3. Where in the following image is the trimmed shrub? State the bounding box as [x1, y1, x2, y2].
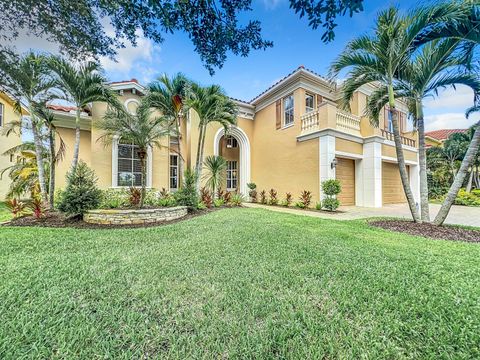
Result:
[454, 189, 480, 206]
[58, 161, 101, 216]
[247, 183, 257, 202]
[174, 168, 198, 209]
[321, 179, 341, 212]
[322, 197, 340, 211]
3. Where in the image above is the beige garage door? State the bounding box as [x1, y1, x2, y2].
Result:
[336, 158, 355, 206]
[382, 162, 408, 204]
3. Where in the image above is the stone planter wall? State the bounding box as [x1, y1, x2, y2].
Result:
[84, 206, 188, 225]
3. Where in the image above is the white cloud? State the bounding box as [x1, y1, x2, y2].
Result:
[100, 30, 160, 76]
[425, 112, 480, 132]
[424, 85, 476, 111]
[262, 0, 283, 10]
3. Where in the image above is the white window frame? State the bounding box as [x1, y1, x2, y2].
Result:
[0, 102, 4, 127]
[111, 136, 152, 188]
[226, 135, 238, 148]
[169, 154, 179, 191]
[226, 160, 238, 191]
[305, 93, 315, 113]
[283, 94, 294, 127]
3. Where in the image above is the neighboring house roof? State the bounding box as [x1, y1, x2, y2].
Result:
[47, 104, 91, 115]
[425, 129, 467, 142]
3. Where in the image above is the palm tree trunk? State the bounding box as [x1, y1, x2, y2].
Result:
[48, 126, 56, 210]
[466, 170, 474, 193]
[139, 149, 147, 208]
[388, 87, 421, 222]
[70, 108, 81, 173]
[30, 114, 48, 202]
[434, 125, 480, 225]
[175, 115, 184, 188]
[416, 102, 430, 221]
[195, 124, 205, 190]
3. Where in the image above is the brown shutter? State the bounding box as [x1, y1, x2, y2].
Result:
[316, 94, 323, 108]
[275, 99, 282, 129]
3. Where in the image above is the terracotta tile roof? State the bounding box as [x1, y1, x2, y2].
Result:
[425, 129, 467, 141]
[109, 78, 139, 85]
[47, 104, 91, 115]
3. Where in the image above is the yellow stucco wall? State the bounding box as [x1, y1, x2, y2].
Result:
[0, 94, 23, 200]
[336, 138, 363, 155]
[55, 128, 92, 189]
[382, 144, 418, 162]
[251, 88, 319, 201]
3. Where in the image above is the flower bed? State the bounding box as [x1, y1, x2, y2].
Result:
[84, 206, 188, 225]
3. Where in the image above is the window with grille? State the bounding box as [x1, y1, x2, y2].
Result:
[226, 160, 238, 190]
[283, 94, 294, 126]
[117, 141, 143, 186]
[170, 154, 178, 190]
[226, 135, 238, 148]
[0, 102, 4, 127]
[305, 93, 315, 113]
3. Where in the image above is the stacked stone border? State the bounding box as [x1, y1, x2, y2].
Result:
[84, 206, 188, 225]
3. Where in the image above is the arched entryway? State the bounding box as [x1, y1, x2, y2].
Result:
[213, 127, 251, 196]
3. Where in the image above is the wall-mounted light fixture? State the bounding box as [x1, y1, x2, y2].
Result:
[331, 158, 338, 169]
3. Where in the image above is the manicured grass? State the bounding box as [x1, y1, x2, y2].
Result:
[1, 208, 479, 358]
[0, 202, 11, 222]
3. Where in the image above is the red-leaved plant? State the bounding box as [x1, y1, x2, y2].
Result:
[298, 190, 312, 208]
[6, 198, 26, 218]
[129, 187, 142, 207]
[284, 192, 293, 207]
[269, 189, 278, 205]
[29, 197, 46, 219]
[200, 187, 213, 208]
[259, 190, 267, 204]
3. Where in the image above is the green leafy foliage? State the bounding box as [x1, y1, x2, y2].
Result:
[322, 179, 341, 196]
[174, 168, 198, 209]
[315, 202, 322, 210]
[214, 198, 225, 207]
[99, 189, 129, 209]
[230, 193, 244, 207]
[322, 197, 340, 212]
[58, 161, 101, 216]
[298, 190, 312, 209]
[247, 183, 257, 202]
[5, 198, 26, 218]
[453, 189, 480, 206]
[283, 192, 293, 207]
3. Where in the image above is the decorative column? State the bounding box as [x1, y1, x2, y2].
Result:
[362, 137, 383, 207]
[319, 134, 336, 201]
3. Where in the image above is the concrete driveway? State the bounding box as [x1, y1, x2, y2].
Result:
[244, 203, 480, 227]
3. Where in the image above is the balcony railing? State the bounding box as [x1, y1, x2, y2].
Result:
[300, 107, 361, 136]
[380, 129, 416, 147]
[336, 110, 361, 136]
[300, 109, 320, 133]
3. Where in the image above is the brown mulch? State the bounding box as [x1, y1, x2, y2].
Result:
[369, 219, 480, 243]
[3, 208, 221, 230]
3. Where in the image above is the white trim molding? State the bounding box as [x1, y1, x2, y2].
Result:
[213, 126, 251, 196]
[111, 136, 153, 188]
[319, 135, 336, 201]
[124, 98, 141, 114]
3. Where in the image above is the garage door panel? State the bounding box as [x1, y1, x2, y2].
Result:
[336, 158, 355, 206]
[382, 162, 408, 204]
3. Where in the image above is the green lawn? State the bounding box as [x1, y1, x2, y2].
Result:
[1, 208, 479, 358]
[0, 202, 11, 222]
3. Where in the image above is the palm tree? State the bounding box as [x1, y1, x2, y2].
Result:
[1, 142, 47, 199]
[31, 103, 66, 209]
[186, 83, 237, 190]
[434, 107, 480, 225]
[203, 155, 227, 196]
[96, 100, 171, 207]
[363, 38, 480, 221]
[0, 52, 54, 202]
[329, 4, 472, 223]
[48, 57, 118, 174]
[144, 74, 189, 186]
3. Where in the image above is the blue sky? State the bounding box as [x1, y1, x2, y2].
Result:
[17, 0, 480, 131]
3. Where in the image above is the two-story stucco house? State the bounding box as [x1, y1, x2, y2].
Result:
[0, 92, 25, 200]
[49, 66, 420, 207]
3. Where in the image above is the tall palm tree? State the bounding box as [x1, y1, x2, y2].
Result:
[48, 57, 118, 174]
[144, 74, 189, 187]
[0, 52, 54, 202]
[434, 108, 480, 225]
[31, 103, 66, 209]
[203, 155, 227, 196]
[329, 4, 470, 223]
[186, 83, 237, 190]
[96, 100, 171, 207]
[363, 38, 480, 221]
